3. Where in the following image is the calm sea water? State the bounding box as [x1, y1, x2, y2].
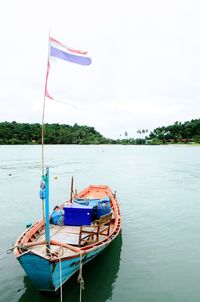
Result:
[1, 145, 200, 302]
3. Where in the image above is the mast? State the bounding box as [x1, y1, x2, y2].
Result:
[42, 32, 51, 176]
[40, 33, 51, 255]
[44, 167, 51, 252]
[40, 167, 51, 253]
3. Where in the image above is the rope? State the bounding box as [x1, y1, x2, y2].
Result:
[52, 98, 85, 110]
[77, 252, 84, 302]
[0, 250, 9, 259]
[46, 247, 85, 302]
[41, 95, 46, 177]
[46, 245, 63, 302]
[58, 251, 63, 302]
[0, 244, 19, 259]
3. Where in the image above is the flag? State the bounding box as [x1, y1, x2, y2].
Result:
[45, 61, 53, 100]
[45, 37, 92, 100]
[49, 37, 92, 66]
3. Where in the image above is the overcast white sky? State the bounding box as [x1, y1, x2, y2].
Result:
[0, 0, 200, 138]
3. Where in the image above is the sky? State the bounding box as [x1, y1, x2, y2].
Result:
[0, 0, 200, 139]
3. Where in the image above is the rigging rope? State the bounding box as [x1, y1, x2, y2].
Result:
[0, 250, 9, 259]
[52, 98, 85, 110]
[0, 245, 18, 258]
[77, 252, 84, 302]
[46, 245, 63, 302]
[59, 254, 63, 302]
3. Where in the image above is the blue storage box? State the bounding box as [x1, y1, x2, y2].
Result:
[63, 204, 94, 226]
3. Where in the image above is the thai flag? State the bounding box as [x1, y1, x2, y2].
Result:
[49, 37, 92, 66]
[45, 37, 92, 100]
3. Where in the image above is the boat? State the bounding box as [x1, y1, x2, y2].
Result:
[13, 168, 121, 292]
[13, 36, 121, 294]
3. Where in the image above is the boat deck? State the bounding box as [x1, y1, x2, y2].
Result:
[28, 223, 115, 258]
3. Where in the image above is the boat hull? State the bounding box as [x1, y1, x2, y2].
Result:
[18, 242, 109, 292]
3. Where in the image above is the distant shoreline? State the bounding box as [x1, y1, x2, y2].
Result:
[1, 120, 200, 145]
[0, 143, 200, 146]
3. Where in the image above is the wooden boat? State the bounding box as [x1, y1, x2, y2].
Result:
[13, 169, 121, 292]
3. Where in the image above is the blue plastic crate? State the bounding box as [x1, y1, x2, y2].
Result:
[63, 204, 94, 226]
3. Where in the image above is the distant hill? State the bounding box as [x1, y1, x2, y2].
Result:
[148, 119, 200, 144]
[0, 121, 147, 145]
[1, 119, 199, 145]
[0, 121, 111, 145]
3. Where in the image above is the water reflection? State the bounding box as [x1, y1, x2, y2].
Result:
[18, 233, 122, 302]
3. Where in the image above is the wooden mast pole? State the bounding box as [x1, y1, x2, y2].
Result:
[42, 30, 51, 176]
[41, 31, 51, 254]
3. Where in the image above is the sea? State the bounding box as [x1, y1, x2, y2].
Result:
[0, 145, 200, 302]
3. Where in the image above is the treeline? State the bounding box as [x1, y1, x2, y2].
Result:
[1, 119, 200, 145]
[148, 119, 200, 144]
[0, 122, 147, 145]
[0, 122, 108, 145]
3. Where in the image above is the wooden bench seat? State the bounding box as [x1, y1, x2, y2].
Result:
[79, 213, 112, 246]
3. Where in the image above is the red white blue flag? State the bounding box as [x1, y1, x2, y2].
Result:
[45, 37, 92, 100]
[49, 37, 92, 66]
